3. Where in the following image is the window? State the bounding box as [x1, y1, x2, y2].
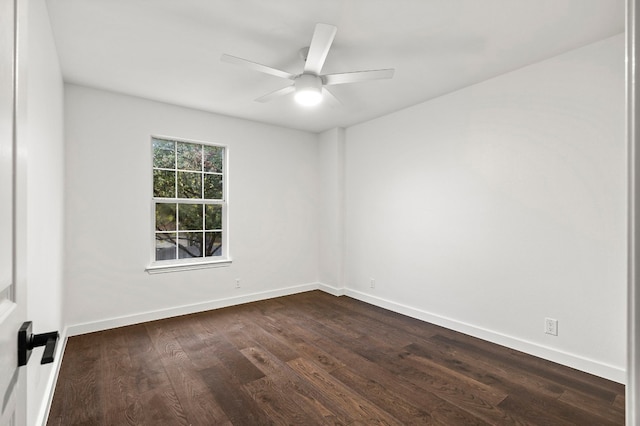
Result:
[148, 136, 229, 272]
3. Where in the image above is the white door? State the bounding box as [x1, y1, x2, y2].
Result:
[0, 0, 27, 424]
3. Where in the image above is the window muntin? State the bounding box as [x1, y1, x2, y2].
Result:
[152, 137, 226, 264]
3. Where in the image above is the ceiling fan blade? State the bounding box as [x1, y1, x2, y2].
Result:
[221, 54, 295, 80]
[255, 85, 295, 103]
[304, 23, 337, 75]
[323, 69, 395, 86]
[322, 87, 342, 108]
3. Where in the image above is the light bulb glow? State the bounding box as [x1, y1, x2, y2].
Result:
[294, 89, 322, 106]
[294, 74, 323, 107]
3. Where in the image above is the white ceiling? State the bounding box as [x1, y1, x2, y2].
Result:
[46, 0, 624, 133]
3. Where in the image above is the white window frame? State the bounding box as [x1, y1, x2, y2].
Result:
[146, 135, 231, 274]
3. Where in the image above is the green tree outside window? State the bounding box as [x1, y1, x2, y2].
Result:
[152, 137, 225, 262]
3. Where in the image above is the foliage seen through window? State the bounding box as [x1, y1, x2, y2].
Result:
[152, 138, 225, 262]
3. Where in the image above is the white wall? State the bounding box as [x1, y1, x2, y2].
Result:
[63, 85, 319, 330]
[25, 0, 65, 424]
[318, 127, 345, 291]
[343, 34, 626, 382]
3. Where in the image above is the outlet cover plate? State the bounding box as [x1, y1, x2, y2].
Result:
[545, 318, 558, 336]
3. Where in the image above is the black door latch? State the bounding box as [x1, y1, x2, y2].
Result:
[18, 321, 59, 366]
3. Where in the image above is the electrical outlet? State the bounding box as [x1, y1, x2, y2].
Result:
[235, 278, 241, 288]
[545, 318, 558, 336]
[370, 278, 375, 288]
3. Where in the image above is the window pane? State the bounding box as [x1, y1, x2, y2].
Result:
[156, 233, 176, 260]
[177, 142, 202, 171]
[204, 174, 223, 199]
[178, 232, 203, 258]
[152, 138, 227, 265]
[205, 231, 222, 257]
[203, 145, 223, 173]
[178, 203, 203, 231]
[153, 139, 175, 169]
[156, 203, 177, 231]
[205, 205, 222, 230]
[153, 169, 175, 198]
[177, 171, 202, 199]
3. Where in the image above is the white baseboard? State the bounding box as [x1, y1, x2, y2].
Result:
[36, 328, 67, 426]
[66, 282, 319, 337]
[343, 288, 626, 384]
[317, 282, 345, 296]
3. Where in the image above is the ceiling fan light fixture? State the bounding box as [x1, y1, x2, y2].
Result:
[294, 74, 323, 106]
[221, 23, 395, 107]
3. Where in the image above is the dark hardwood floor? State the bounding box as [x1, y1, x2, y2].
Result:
[47, 291, 625, 425]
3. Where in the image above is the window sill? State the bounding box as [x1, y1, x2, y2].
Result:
[146, 258, 232, 274]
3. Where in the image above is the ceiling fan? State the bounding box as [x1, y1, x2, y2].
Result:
[221, 23, 395, 107]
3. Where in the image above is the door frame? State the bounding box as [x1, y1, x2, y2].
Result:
[627, 1, 639, 425]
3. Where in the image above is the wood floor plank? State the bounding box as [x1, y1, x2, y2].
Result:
[147, 323, 232, 425]
[233, 308, 301, 362]
[145, 320, 192, 366]
[297, 291, 444, 346]
[267, 301, 550, 425]
[137, 384, 190, 425]
[165, 364, 232, 425]
[287, 356, 404, 425]
[329, 365, 435, 424]
[239, 342, 353, 423]
[434, 326, 623, 395]
[403, 340, 566, 401]
[613, 393, 626, 411]
[48, 292, 625, 425]
[559, 389, 625, 425]
[198, 361, 274, 425]
[498, 391, 619, 426]
[355, 342, 517, 425]
[327, 293, 442, 339]
[321, 339, 487, 425]
[251, 306, 348, 373]
[243, 377, 334, 425]
[241, 345, 341, 424]
[123, 324, 173, 394]
[431, 333, 621, 403]
[173, 320, 222, 370]
[276, 304, 512, 422]
[209, 334, 266, 384]
[296, 295, 417, 349]
[399, 345, 510, 406]
[48, 332, 105, 425]
[99, 328, 141, 426]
